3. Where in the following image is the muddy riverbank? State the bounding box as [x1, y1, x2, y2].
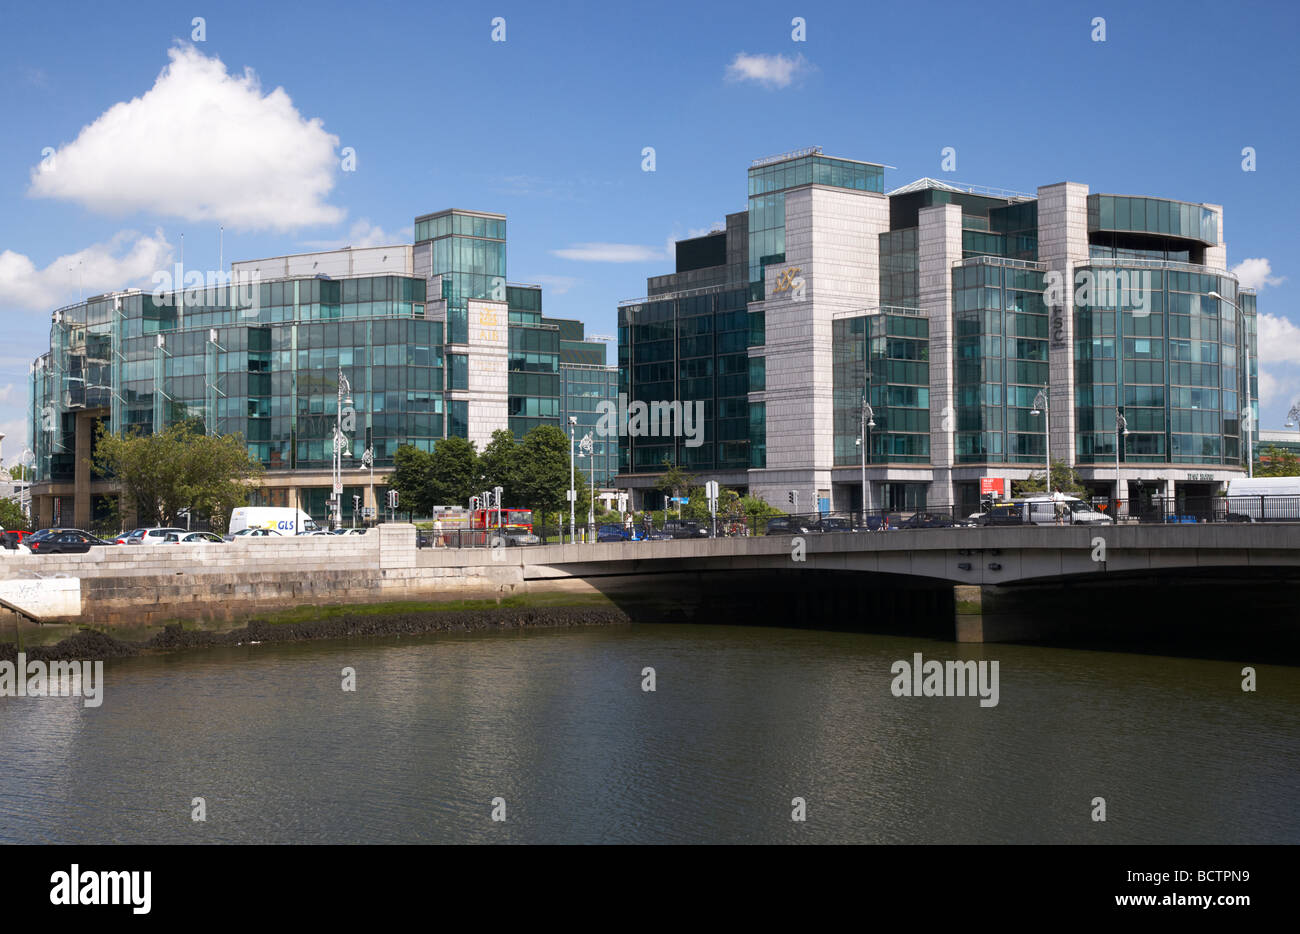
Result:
[0, 604, 632, 662]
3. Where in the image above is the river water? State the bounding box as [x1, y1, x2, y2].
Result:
[1, 623, 1296, 844]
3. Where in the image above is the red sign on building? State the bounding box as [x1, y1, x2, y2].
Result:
[979, 478, 1005, 497]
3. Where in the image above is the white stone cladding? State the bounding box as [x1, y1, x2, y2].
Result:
[749, 184, 888, 508]
[1037, 182, 1090, 468]
[465, 299, 509, 449]
[917, 203, 963, 506]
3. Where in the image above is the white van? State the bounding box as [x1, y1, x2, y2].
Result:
[1224, 477, 1300, 521]
[228, 507, 320, 537]
[1020, 494, 1115, 526]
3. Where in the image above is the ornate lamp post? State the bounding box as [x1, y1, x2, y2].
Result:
[580, 432, 595, 543]
[1031, 385, 1052, 497]
[856, 396, 876, 525]
[1115, 408, 1129, 516]
[332, 368, 352, 530]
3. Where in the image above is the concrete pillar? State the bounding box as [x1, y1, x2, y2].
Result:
[1037, 182, 1090, 470]
[919, 203, 963, 507]
[74, 413, 94, 529]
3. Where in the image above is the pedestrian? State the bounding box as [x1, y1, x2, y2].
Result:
[433, 517, 444, 547]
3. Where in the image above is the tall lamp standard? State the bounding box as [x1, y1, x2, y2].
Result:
[332, 368, 352, 530]
[1114, 408, 1129, 516]
[1209, 291, 1254, 477]
[568, 416, 577, 544]
[361, 445, 374, 526]
[856, 397, 876, 525]
[1031, 385, 1052, 497]
[580, 432, 595, 543]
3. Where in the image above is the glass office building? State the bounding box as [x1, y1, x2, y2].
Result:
[28, 210, 615, 529]
[616, 149, 1259, 515]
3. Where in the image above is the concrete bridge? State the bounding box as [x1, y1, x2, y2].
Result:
[440, 523, 1300, 586]
[2, 523, 1297, 653]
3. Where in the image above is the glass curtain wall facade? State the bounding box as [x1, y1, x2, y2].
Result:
[832, 312, 930, 466]
[952, 260, 1050, 465]
[30, 277, 439, 483]
[617, 286, 751, 473]
[415, 211, 507, 345]
[1073, 266, 1250, 466]
[561, 365, 618, 487]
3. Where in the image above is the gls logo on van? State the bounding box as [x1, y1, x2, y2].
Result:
[277, 520, 294, 530]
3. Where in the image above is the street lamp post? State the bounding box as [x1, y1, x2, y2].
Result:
[332, 368, 352, 531]
[1031, 385, 1052, 498]
[858, 397, 875, 526]
[1209, 291, 1254, 478]
[1115, 408, 1129, 516]
[580, 432, 595, 543]
[1286, 403, 1300, 429]
[568, 416, 577, 543]
[361, 445, 374, 526]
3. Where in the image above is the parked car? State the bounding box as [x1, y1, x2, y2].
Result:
[597, 523, 631, 543]
[637, 525, 672, 541]
[764, 517, 812, 535]
[501, 529, 540, 546]
[812, 516, 861, 533]
[663, 519, 709, 539]
[0, 531, 31, 553]
[976, 503, 1025, 527]
[231, 527, 283, 538]
[898, 512, 957, 530]
[165, 531, 225, 544]
[28, 529, 116, 554]
[119, 527, 188, 545]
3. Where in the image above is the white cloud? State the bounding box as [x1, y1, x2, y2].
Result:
[1231, 257, 1285, 291]
[0, 230, 173, 311]
[551, 243, 665, 263]
[1259, 313, 1300, 364]
[725, 52, 809, 89]
[1256, 312, 1300, 407]
[298, 220, 409, 251]
[530, 275, 580, 296]
[0, 415, 28, 459]
[28, 45, 343, 232]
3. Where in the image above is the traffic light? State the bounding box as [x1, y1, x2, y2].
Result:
[387, 489, 399, 509]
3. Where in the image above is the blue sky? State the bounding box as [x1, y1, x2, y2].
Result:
[2, 0, 1298, 454]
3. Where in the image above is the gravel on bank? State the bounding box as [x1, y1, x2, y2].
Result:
[0, 605, 632, 662]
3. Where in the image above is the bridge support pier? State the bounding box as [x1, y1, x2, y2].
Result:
[953, 585, 1064, 644]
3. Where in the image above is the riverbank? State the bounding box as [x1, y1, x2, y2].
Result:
[0, 595, 631, 662]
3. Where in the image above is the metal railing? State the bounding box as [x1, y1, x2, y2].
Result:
[1081, 256, 1232, 278]
[954, 255, 1047, 271]
[411, 497, 1300, 548]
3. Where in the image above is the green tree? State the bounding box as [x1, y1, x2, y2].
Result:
[514, 425, 573, 534]
[477, 429, 520, 502]
[1012, 459, 1088, 496]
[655, 458, 697, 517]
[1257, 445, 1300, 477]
[389, 445, 437, 516]
[93, 422, 263, 528]
[739, 494, 783, 523]
[0, 498, 30, 531]
[428, 436, 479, 508]
[8, 464, 31, 482]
